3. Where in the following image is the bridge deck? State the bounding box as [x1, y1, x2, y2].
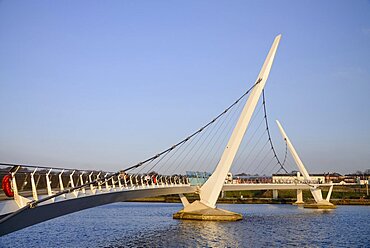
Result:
[0, 185, 197, 236]
[222, 183, 334, 191]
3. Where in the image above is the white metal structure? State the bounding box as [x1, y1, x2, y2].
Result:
[0, 172, 195, 236]
[0, 173, 336, 236]
[276, 120, 334, 205]
[199, 35, 282, 208]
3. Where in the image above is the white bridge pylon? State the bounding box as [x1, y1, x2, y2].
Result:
[276, 120, 335, 206]
[199, 35, 282, 208]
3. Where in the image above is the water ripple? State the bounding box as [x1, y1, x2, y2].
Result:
[0, 203, 369, 247]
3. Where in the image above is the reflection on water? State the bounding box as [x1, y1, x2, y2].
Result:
[0, 203, 369, 247]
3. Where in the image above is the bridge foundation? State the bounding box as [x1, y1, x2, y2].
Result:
[272, 189, 279, 199]
[304, 185, 336, 209]
[173, 200, 242, 221]
[303, 200, 336, 209]
[293, 189, 304, 205]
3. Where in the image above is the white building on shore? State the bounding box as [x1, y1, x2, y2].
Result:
[272, 171, 325, 184]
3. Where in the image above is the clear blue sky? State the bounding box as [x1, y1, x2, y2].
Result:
[0, 1, 369, 174]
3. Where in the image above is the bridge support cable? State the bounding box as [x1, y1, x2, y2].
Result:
[262, 90, 288, 173]
[141, 142, 186, 176]
[272, 140, 294, 174]
[128, 80, 261, 177]
[192, 101, 243, 174]
[199, 97, 248, 174]
[232, 124, 269, 174]
[273, 150, 297, 175]
[232, 124, 264, 173]
[121, 79, 261, 174]
[185, 98, 245, 175]
[1, 80, 263, 222]
[188, 98, 247, 174]
[4, 36, 280, 209]
[159, 86, 248, 176]
[229, 90, 289, 177]
[212, 102, 262, 174]
[0, 80, 261, 220]
[143, 110, 224, 176]
[251, 150, 276, 175]
[245, 139, 270, 172]
[232, 104, 264, 164]
[162, 123, 210, 176]
[10, 81, 260, 217]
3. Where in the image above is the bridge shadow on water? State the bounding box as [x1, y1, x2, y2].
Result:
[0, 202, 369, 248]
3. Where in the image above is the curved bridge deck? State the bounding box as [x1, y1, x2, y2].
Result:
[0, 184, 197, 236]
[0, 181, 337, 236]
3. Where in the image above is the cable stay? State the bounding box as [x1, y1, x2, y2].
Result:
[1, 78, 293, 215]
[123, 78, 261, 174]
[262, 90, 288, 173]
[0, 79, 260, 215]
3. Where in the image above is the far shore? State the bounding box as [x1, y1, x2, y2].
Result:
[128, 196, 370, 206]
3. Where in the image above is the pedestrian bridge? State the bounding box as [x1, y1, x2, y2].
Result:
[0, 162, 334, 236]
[0, 35, 336, 236]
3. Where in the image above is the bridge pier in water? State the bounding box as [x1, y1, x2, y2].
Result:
[272, 189, 279, 199]
[293, 189, 304, 205]
[173, 200, 242, 221]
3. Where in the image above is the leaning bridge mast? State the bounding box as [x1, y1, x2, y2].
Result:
[174, 34, 282, 220]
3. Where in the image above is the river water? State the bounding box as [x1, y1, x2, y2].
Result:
[0, 203, 369, 247]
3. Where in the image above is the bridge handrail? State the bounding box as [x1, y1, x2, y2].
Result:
[0, 162, 115, 174]
[0, 170, 190, 225]
[225, 178, 324, 185]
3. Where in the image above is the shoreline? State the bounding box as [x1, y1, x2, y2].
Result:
[127, 196, 370, 205]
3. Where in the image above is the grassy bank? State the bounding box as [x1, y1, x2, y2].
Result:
[128, 196, 370, 205]
[129, 185, 370, 205]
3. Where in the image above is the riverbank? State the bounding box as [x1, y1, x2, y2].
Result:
[128, 195, 370, 205]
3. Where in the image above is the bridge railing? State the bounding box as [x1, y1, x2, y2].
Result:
[0, 163, 190, 203]
[0, 163, 113, 200]
[223, 177, 323, 185]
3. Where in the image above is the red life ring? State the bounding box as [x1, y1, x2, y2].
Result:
[2, 174, 14, 197]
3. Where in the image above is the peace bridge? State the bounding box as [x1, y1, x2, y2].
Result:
[0, 35, 339, 237]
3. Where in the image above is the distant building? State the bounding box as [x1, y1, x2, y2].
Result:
[233, 173, 272, 184]
[272, 172, 370, 185]
[323, 172, 343, 183]
[272, 172, 325, 184]
[344, 173, 370, 185]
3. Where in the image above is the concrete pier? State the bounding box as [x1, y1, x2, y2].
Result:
[293, 189, 304, 205]
[272, 189, 279, 199]
[303, 200, 336, 209]
[173, 201, 242, 221]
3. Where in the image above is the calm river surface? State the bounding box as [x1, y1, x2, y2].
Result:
[0, 203, 369, 247]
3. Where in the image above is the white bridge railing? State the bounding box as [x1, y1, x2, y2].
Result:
[0, 163, 190, 207]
